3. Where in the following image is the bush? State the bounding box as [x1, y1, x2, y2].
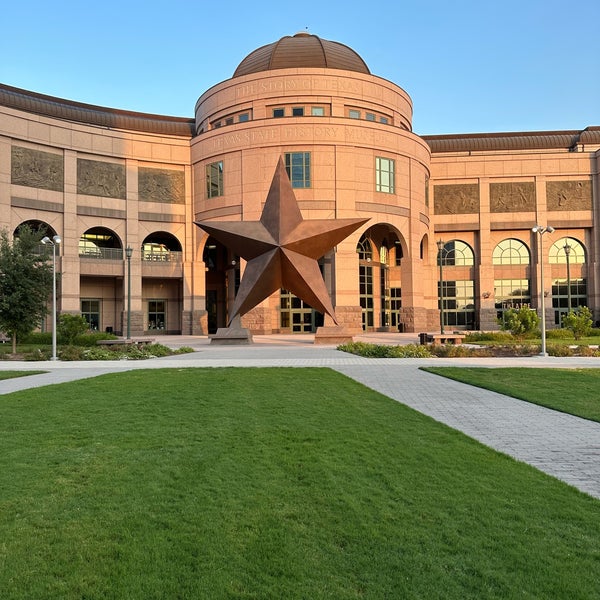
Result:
[464, 331, 513, 343]
[588, 328, 600, 338]
[72, 331, 118, 347]
[57, 314, 89, 345]
[547, 345, 575, 357]
[499, 307, 540, 339]
[59, 345, 86, 361]
[546, 328, 573, 339]
[562, 306, 593, 340]
[174, 346, 195, 354]
[21, 332, 52, 345]
[337, 342, 434, 358]
[429, 344, 492, 358]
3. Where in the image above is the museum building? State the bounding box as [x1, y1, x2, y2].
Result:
[0, 32, 598, 335]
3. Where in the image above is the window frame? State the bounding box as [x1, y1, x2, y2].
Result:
[284, 152, 311, 189]
[375, 156, 395, 194]
[206, 160, 224, 199]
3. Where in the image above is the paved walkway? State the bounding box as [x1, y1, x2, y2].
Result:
[1, 333, 599, 500]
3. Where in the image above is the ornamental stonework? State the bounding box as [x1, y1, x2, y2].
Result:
[77, 159, 126, 198]
[546, 180, 592, 211]
[11, 146, 64, 192]
[138, 167, 185, 204]
[433, 184, 479, 214]
[490, 182, 535, 213]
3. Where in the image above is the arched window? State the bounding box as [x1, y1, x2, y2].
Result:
[356, 237, 373, 262]
[142, 232, 182, 262]
[549, 237, 586, 264]
[440, 240, 474, 266]
[79, 227, 122, 260]
[549, 237, 587, 324]
[492, 239, 530, 265]
[14, 220, 58, 239]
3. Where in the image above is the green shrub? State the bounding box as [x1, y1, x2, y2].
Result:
[57, 314, 89, 344]
[499, 307, 540, 339]
[24, 348, 52, 361]
[429, 344, 492, 358]
[562, 306, 593, 340]
[174, 346, 195, 354]
[143, 343, 173, 357]
[337, 342, 433, 358]
[82, 347, 119, 361]
[464, 331, 513, 343]
[21, 332, 52, 345]
[59, 345, 86, 361]
[546, 328, 573, 339]
[547, 345, 574, 357]
[588, 328, 600, 338]
[73, 331, 118, 347]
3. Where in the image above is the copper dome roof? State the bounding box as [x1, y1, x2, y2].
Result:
[233, 32, 370, 77]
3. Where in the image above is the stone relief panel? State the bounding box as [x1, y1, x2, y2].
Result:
[490, 182, 535, 213]
[77, 159, 126, 198]
[138, 167, 185, 204]
[546, 180, 592, 211]
[11, 146, 64, 192]
[433, 184, 479, 214]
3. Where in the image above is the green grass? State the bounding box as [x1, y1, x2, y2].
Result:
[422, 367, 600, 422]
[0, 370, 45, 380]
[1, 368, 599, 599]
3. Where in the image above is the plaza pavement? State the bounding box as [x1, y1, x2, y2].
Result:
[0, 332, 599, 500]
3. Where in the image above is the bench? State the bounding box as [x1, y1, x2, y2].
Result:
[97, 338, 155, 347]
[419, 333, 466, 345]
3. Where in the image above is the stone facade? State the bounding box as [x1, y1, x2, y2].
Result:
[0, 33, 598, 336]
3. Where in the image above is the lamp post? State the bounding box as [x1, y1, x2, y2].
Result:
[532, 225, 554, 356]
[125, 247, 133, 339]
[563, 242, 572, 314]
[41, 235, 61, 361]
[437, 239, 445, 334]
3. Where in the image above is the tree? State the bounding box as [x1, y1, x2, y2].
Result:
[499, 306, 540, 339]
[0, 226, 54, 353]
[562, 306, 593, 340]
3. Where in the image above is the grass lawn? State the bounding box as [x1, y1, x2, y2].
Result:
[1, 368, 599, 599]
[0, 370, 45, 381]
[422, 367, 600, 422]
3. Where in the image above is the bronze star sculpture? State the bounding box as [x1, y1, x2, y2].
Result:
[195, 157, 368, 325]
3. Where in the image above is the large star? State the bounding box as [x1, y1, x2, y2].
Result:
[195, 157, 368, 325]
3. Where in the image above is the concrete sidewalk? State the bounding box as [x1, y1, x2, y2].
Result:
[0, 334, 599, 500]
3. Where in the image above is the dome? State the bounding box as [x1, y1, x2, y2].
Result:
[233, 32, 370, 77]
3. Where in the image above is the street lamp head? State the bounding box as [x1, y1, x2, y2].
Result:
[532, 225, 554, 235]
[53, 235, 61, 245]
[436, 239, 445, 251]
[41, 236, 51, 244]
[563, 243, 572, 255]
[125, 247, 133, 259]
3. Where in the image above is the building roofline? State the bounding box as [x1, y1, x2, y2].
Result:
[0, 83, 194, 137]
[422, 127, 600, 153]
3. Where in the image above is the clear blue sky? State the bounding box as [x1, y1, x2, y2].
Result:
[1, 0, 598, 135]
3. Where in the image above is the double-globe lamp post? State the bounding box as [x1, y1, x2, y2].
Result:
[436, 239, 445, 334]
[532, 225, 554, 357]
[126, 247, 133, 340]
[563, 242, 572, 313]
[41, 235, 61, 361]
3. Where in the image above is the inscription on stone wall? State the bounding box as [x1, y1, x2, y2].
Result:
[546, 180, 592, 211]
[11, 146, 64, 191]
[138, 168, 185, 204]
[77, 159, 126, 198]
[433, 184, 479, 214]
[490, 182, 535, 213]
[235, 76, 361, 100]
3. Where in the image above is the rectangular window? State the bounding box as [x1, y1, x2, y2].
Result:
[148, 300, 166, 330]
[349, 109, 360, 119]
[376, 157, 395, 193]
[273, 108, 285, 118]
[292, 107, 304, 116]
[238, 113, 249, 122]
[380, 116, 389, 124]
[81, 299, 100, 331]
[206, 161, 224, 198]
[366, 112, 376, 121]
[311, 106, 325, 116]
[225, 117, 234, 125]
[285, 152, 311, 188]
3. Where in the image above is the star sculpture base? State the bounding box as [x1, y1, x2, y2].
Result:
[209, 316, 253, 345]
[314, 325, 355, 345]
